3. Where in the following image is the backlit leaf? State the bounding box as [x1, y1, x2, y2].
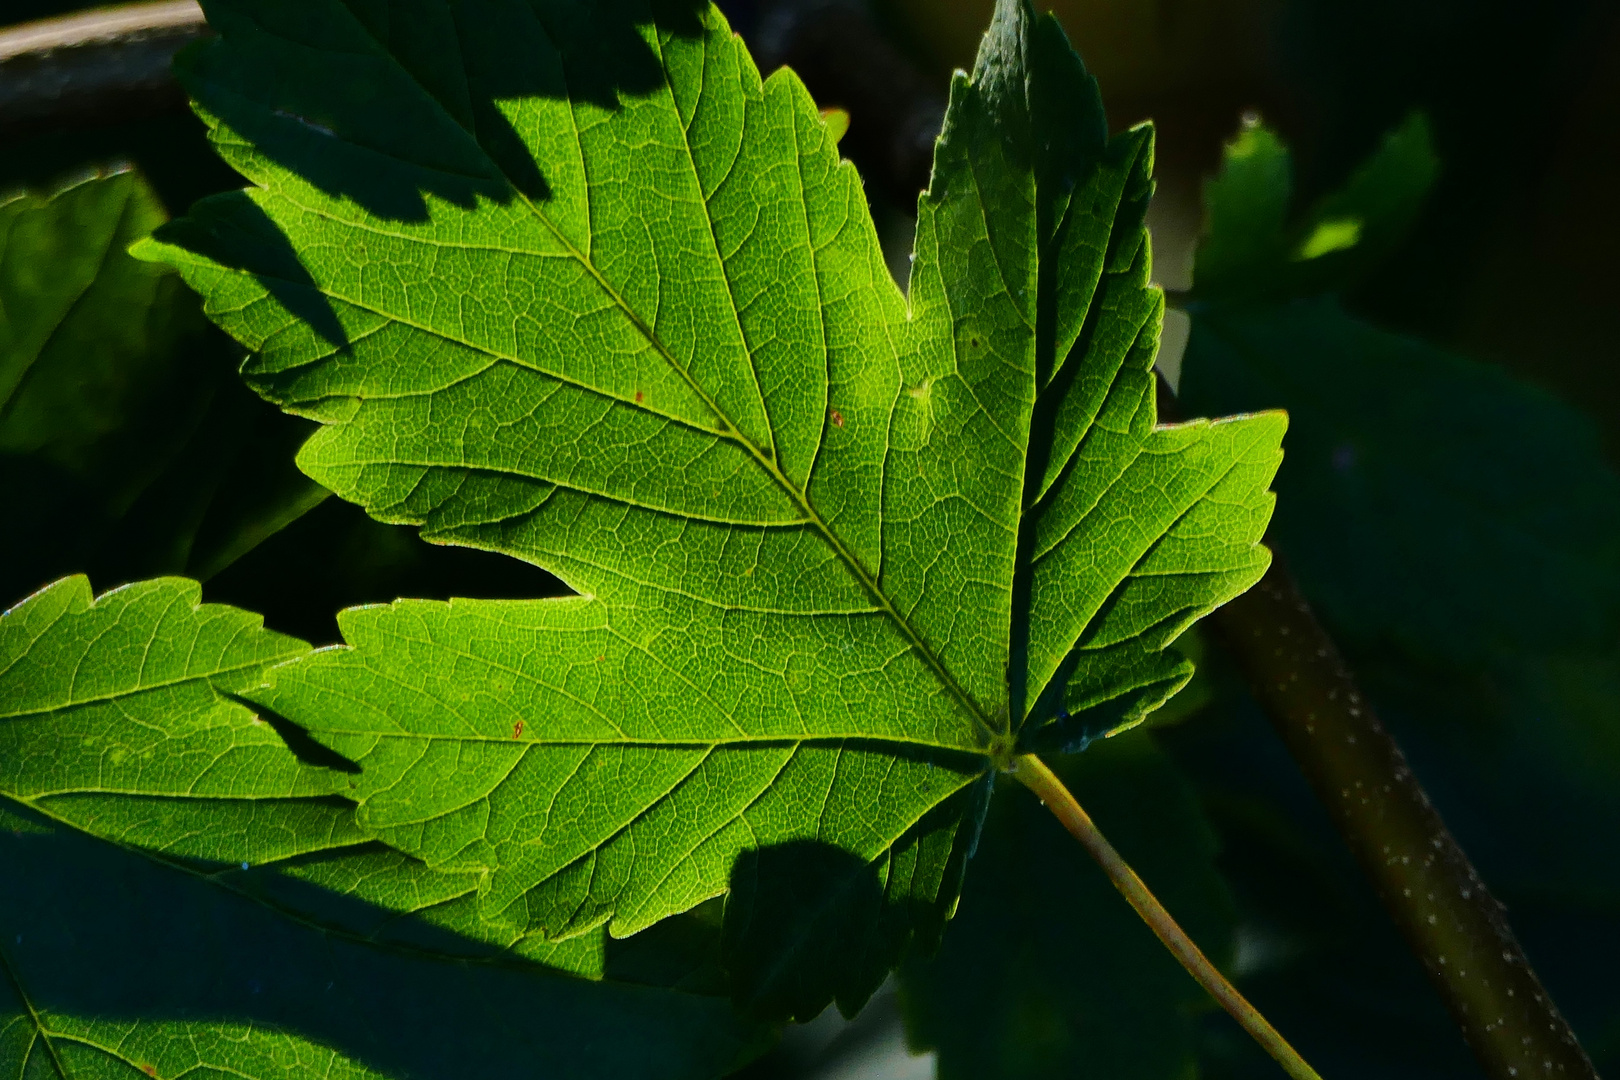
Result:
[0, 576, 770, 1074]
[133, 0, 1283, 1016]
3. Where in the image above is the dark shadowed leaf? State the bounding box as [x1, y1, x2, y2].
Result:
[0, 575, 773, 1075]
[1176, 112, 1620, 1077]
[1181, 295, 1620, 662]
[0, 803, 767, 1080]
[0, 169, 327, 604]
[901, 732, 1234, 1080]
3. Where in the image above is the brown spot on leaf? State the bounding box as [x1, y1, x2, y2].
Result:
[830, 409, 844, 428]
[634, 390, 644, 403]
[142, 1067, 157, 1078]
[513, 721, 524, 739]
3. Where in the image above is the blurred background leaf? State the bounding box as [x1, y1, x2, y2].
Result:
[1190, 112, 1440, 303]
[1182, 294, 1620, 662]
[0, 168, 327, 606]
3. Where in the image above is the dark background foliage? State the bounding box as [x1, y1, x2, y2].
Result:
[4, 0, 1619, 1077]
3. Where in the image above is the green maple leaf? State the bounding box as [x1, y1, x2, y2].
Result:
[134, 0, 1283, 1017]
[0, 575, 770, 1077]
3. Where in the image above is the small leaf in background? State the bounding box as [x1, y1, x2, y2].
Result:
[1190, 112, 1439, 303]
[0, 169, 327, 606]
[901, 732, 1235, 1080]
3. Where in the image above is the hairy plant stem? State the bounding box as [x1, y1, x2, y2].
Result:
[1153, 367, 1596, 1077]
[1011, 753, 1323, 1080]
[1210, 566, 1599, 1079]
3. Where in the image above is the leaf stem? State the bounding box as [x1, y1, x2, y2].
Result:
[1011, 753, 1322, 1080]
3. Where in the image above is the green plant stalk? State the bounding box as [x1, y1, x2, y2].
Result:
[1012, 753, 1323, 1080]
[1210, 565, 1599, 1079]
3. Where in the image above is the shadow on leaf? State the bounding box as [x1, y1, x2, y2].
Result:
[716, 774, 991, 1025]
[0, 802, 766, 1080]
[181, 0, 708, 221]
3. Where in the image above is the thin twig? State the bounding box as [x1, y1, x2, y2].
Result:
[0, 1, 206, 135]
[1210, 566, 1599, 1080]
[1012, 753, 1323, 1080]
